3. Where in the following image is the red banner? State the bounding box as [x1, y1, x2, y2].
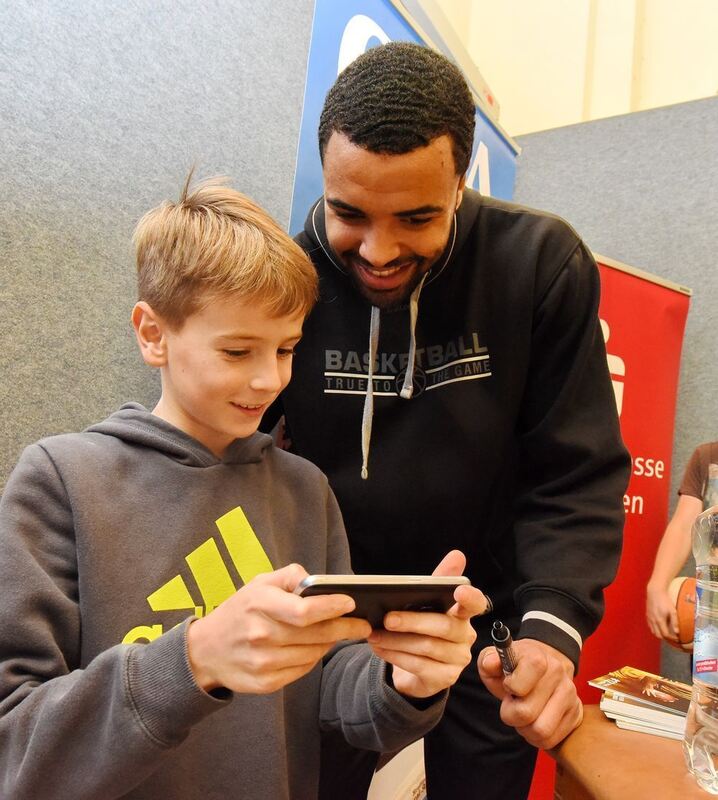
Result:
[582, 255, 691, 692]
[531, 254, 691, 798]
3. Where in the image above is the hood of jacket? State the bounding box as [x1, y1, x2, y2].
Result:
[85, 402, 273, 468]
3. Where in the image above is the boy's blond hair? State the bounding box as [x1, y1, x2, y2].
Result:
[133, 173, 318, 327]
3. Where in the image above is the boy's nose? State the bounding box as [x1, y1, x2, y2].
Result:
[250, 360, 283, 393]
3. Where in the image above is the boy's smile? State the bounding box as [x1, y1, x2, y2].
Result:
[140, 295, 303, 456]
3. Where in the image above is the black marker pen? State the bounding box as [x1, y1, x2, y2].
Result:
[491, 620, 518, 676]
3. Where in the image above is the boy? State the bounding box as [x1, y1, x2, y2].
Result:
[0, 176, 485, 799]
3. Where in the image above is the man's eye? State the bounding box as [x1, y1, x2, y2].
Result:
[334, 211, 363, 221]
[406, 217, 432, 226]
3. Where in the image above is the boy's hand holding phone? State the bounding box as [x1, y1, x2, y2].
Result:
[366, 550, 489, 699]
[187, 550, 487, 702]
[187, 563, 372, 695]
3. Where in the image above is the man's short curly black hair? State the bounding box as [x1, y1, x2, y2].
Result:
[319, 41, 475, 176]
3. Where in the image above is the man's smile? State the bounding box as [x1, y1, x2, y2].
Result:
[349, 257, 418, 292]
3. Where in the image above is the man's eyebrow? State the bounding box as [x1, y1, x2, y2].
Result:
[395, 205, 444, 217]
[326, 198, 364, 214]
[326, 198, 444, 217]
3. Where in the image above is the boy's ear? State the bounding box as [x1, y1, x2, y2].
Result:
[132, 301, 168, 367]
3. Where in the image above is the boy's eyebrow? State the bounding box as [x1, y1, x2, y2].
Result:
[214, 331, 260, 340]
[215, 331, 303, 342]
[326, 198, 444, 217]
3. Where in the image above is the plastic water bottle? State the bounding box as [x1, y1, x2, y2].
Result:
[684, 506, 718, 793]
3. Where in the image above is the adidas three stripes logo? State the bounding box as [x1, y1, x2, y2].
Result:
[122, 506, 273, 644]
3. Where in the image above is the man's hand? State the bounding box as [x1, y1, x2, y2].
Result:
[366, 550, 489, 698]
[646, 583, 679, 641]
[477, 638, 583, 750]
[187, 564, 372, 694]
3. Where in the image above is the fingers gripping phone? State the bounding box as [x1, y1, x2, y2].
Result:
[295, 575, 471, 628]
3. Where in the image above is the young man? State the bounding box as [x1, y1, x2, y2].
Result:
[0, 176, 487, 799]
[267, 42, 631, 798]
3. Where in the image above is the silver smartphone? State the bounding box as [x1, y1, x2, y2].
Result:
[295, 574, 471, 628]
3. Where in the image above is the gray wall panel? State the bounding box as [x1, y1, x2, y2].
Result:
[0, 0, 314, 485]
[514, 97, 717, 681]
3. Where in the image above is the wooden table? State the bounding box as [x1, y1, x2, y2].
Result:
[553, 705, 710, 799]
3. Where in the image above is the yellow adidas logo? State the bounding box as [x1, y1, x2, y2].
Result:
[122, 506, 273, 644]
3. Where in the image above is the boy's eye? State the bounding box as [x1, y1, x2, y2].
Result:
[277, 348, 295, 358]
[223, 349, 249, 358]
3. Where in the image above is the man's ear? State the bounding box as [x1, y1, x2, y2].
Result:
[455, 174, 467, 211]
[132, 301, 168, 367]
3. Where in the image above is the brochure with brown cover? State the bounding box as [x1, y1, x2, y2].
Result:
[588, 665, 691, 738]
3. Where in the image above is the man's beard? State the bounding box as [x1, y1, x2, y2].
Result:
[343, 254, 431, 312]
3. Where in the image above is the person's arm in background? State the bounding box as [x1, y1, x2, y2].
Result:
[646, 493, 702, 640]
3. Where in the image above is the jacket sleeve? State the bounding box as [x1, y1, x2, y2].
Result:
[318, 489, 446, 752]
[513, 242, 631, 671]
[319, 644, 445, 752]
[0, 444, 230, 800]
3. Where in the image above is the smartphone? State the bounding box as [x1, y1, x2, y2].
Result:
[295, 574, 471, 628]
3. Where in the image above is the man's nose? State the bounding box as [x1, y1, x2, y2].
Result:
[358, 227, 401, 268]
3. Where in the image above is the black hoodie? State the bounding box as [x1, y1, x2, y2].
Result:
[273, 189, 630, 668]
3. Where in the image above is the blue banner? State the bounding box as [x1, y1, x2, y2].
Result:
[289, 0, 518, 235]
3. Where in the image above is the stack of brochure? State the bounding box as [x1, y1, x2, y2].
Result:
[588, 666, 692, 741]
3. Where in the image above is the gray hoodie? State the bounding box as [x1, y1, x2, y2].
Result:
[0, 403, 444, 799]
